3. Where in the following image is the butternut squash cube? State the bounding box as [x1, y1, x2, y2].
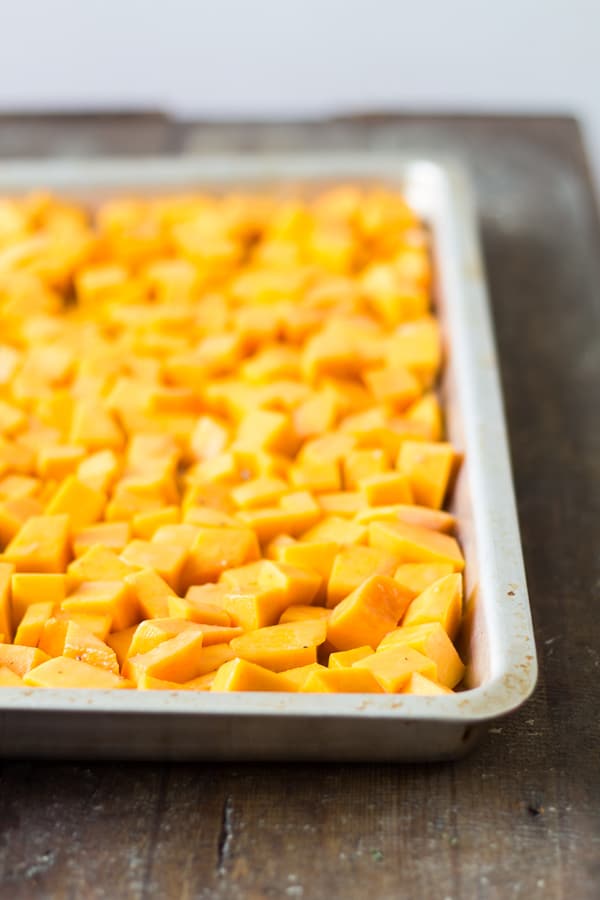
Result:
[121, 540, 188, 592]
[0, 665, 23, 686]
[211, 658, 296, 692]
[62, 580, 139, 632]
[354, 646, 437, 692]
[326, 575, 411, 651]
[397, 441, 457, 510]
[124, 630, 205, 684]
[124, 568, 176, 620]
[231, 477, 289, 510]
[273, 539, 338, 585]
[23, 656, 131, 689]
[235, 409, 296, 455]
[289, 460, 340, 493]
[182, 527, 260, 588]
[229, 619, 327, 672]
[378, 622, 464, 687]
[281, 662, 326, 690]
[45, 475, 106, 530]
[302, 516, 367, 548]
[106, 626, 137, 668]
[301, 667, 382, 693]
[318, 492, 367, 518]
[368, 520, 464, 571]
[67, 544, 138, 588]
[62, 621, 119, 673]
[76, 449, 121, 493]
[363, 366, 421, 410]
[402, 574, 463, 640]
[0, 643, 50, 676]
[4, 514, 70, 573]
[327, 546, 400, 608]
[358, 472, 413, 506]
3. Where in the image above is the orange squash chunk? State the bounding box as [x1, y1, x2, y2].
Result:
[23, 656, 131, 689]
[230, 619, 327, 672]
[368, 520, 464, 571]
[326, 575, 411, 651]
[211, 658, 295, 692]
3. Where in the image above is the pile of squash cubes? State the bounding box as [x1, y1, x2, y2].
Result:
[0, 186, 465, 695]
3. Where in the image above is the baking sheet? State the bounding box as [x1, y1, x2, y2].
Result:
[0, 155, 537, 760]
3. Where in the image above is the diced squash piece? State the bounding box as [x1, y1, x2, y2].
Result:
[402, 672, 453, 695]
[189, 416, 230, 462]
[0, 644, 50, 676]
[279, 605, 330, 624]
[23, 656, 131, 689]
[354, 646, 437, 692]
[229, 619, 327, 671]
[299, 432, 356, 466]
[211, 658, 295, 692]
[124, 568, 176, 619]
[67, 544, 138, 588]
[358, 472, 413, 506]
[385, 317, 441, 387]
[356, 503, 455, 533]
[70, 399, 124, 451]
[231, 477, 288, 510]
[235, 409, 297, 455]
[378, 622, 464, 687]
[402, 574, 463, 640]
[405, 393, 443, 441]
[293, 391, 337, 440]
[0, 665, 24, 686]
[127, 618, 202, 658]
[168, 595, 231, 626]
[123, 630, 205, 684]
[328, 646, 374, 669]
[368, 520, 464, 571]
[45, 475, 106, 530]
[182, 527, 260, 588]
[73, 522, 130, 557]
[11, 572, 66, 630]
[301, 516, 367, 547]
[77, 449, 120, 493]
[397, 441, 457, 510]
[273, 538, 338, 587]
[121, 540, 188, 592]
[185, 583, 229, 606]
[301, 667, 382, 693]
[289, 460, 340, 494]
[363, 366, 421, 410]
[393, 562, 455, 599]
[13, 601, 55, 647]
[54, 610, 112, 641]
[38, 617, 69, 658]
[326, 575, 411, 651]
[62, 621, 119, 673]
[0, 562, 15, 642]
[37, 444, 86, 481]
[4, 514, 70, 573]
[237, 491, 322, 543]
[186, 642, 234, 676]
[326, 545, 400, 608]
[62, 580, 139, 631]
[317, 492, 367, 519]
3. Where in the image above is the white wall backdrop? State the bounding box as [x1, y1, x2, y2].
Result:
[1, 0, 599, 180]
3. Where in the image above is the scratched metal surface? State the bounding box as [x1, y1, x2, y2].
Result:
[0, 115, 599, 898]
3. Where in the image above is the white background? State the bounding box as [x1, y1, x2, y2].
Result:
[1, 0, 599, 182]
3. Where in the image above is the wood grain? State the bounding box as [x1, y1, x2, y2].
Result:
[0, 114, 598, 900]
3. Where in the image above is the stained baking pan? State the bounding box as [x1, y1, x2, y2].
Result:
[0, 155, 537, 760]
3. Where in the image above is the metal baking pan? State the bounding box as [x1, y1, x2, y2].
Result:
[0, 155, 537, 761]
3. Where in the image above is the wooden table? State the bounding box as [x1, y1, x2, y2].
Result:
[0, 114, 598, 899]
